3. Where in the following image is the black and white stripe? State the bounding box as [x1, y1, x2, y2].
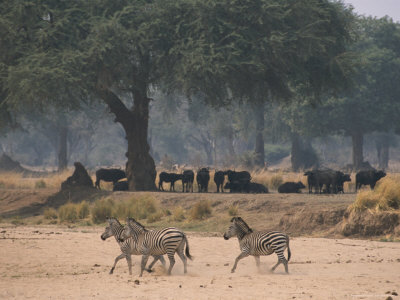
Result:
[120, 218, 193, 276]
[223, 217, 291, 273]
[101, 217, 165, 275]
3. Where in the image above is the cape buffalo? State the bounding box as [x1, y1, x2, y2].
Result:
[95, 168, 126, 189]
[356, 170, 386, 190]
[278, 181, 306, 193]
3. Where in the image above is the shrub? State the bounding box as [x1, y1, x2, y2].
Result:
[43, 208, 58, 220]
[58, 203, 78, 223]
[35, 180, 46, 189]
[269, 174, 283, 190]
[77, 201, 90, 219]
[172, 206, 186, 222]
[147, 211, 164, 223]
[228, 204, 239, 216]
[190, 200, 212, 220]
[114, 195, 158, 220]
[91, 198, 114, 224]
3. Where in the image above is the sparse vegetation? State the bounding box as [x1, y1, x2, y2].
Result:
[91, 198, 114, 224]
[77, 201, 90, 219]
[269, 174, 283, 190]
[43, 208, 58, 220]
[35, 180, 46, 189]
[228, 204, 239, 216]
[172, 206, 186, 222]
[351, 177, 400, 211]
[58, 203, 78, 223]
[190, 200, 212, 220]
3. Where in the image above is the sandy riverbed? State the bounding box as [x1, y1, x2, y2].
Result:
[0, 225, 399, 300]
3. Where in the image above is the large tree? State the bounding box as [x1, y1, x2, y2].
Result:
[2, 0, 357, 190]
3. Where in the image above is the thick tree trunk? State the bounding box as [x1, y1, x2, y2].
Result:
[57, 126, 68, 171]
[291, 134, 318, 171]
[97, 87, 156, 191]
[253, 102, 265, 167]
[351, 132, 363, 170]
[291, 133, 302, 172]
[376, 137, 389, 170]
[126, 91, 157, 191]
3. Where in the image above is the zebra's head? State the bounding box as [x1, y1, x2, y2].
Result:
[101, 217, 120, 241]
[120, 217, 145, 242]
[223, 217, 253, 240]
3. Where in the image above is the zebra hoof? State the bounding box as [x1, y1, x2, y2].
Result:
[231, 270, 235, 273]
[109, 269, 114, 275]
[145, 269, 153, 273]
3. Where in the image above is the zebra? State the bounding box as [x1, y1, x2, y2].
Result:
[119, 217, 193, 276]
[101, 217, 166, 275]
[223, 217, 291, 274]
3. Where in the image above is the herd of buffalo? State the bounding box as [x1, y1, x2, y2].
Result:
[94, 167, 387, 194]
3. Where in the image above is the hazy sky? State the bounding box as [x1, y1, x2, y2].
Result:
[344, 0, 400, 22]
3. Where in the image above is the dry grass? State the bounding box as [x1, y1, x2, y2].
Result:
[0, 170, 75, 189]
[351, 176, 400, 211]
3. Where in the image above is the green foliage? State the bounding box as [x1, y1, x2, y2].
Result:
[114, 195, 158, 220]
[35, 180, 46, 189]
[190, 200, 212, 220]
[265, 144, 290, 163]
[43, 208, 58, 220]
[91, 198, 114, 224]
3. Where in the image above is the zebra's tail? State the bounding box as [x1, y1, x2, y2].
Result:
[184, 234, 193, 260]
[286, 235, 291, 262]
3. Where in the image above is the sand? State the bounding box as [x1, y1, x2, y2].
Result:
[1, 225, 399, 300]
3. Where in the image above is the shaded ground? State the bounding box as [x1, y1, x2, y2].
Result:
[0, 225, 399, 300]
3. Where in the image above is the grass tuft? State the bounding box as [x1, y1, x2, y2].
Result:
[190, 200, 212, 220]
[351, 177, 400, 211]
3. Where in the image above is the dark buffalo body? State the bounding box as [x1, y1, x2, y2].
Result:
[182, 170, 194, 192]
[214, 171, 226, 193]
[304, 170, 351, 194]
[356, 170, 386, 190]
[113, 180, 129, 191]
[337, 174, 351, 193]
[95, 168, 126, 189]
[248, 182, 268, 193]
[158, 172, 183, 191]
[196, 168, 210, 192]
[224, 181, 268, 193]
[226, 170, 251, 184]
[278, 181, 306, 193]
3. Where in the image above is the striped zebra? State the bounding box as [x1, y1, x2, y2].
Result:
[101, 217, 165, 275]
[223, 217, 291, 273]
[120, 217, 193, 276]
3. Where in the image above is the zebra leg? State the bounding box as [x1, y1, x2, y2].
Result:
[176, 243, 188, 273]
[126, 255, 133, 275]
[231, 252, 249, 273]
[110, 253, 126, 274]
[254, 256, 261, 269]
[167, 253, 176, 275]
[146, 255, 164, 272]
[140, 255, 150, 277]
[271, 252, 289, 273]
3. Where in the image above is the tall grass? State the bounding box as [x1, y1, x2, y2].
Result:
[91, 194, 162, 224]
[351, 177, 400, 211]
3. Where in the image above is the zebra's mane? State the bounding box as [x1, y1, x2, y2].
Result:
[108, 217, 122, 227]
[232, 217, 253, 233]
[127, 218, 148, 231]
